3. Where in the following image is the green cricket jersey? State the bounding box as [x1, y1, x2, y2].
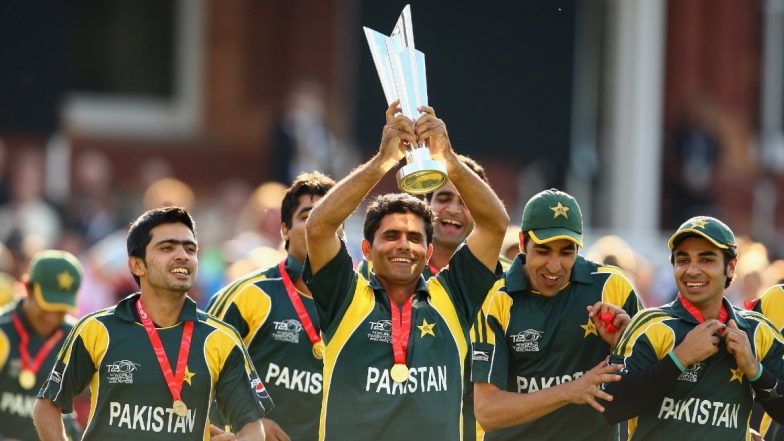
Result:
[752, 284, 784, 441]
[39, 293, 273, 440]
[0, 300, 80, 440]
[610, 297, 784, 440]
[304, 241, 501, 441]
[207, 255, 322, 441]
[471, 254, 641, 441]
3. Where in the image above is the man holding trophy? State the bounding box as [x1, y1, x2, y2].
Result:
[303, 9, 508, 438]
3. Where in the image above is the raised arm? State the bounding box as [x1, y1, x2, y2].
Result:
[415, 106, 509, 270]
[306, 101, 415, 273]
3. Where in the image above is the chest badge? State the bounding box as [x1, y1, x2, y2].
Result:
[184, 366, 196, 386]
[729, 367, 744, 383]
[417, 319, 436, 337]
[580, 318, 598, 337]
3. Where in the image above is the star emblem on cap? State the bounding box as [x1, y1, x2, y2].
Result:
[690, 218, 709, 229]
[580, 318, 598, 337]
[729, 367, 744, 383]
[57, 271, 75, 290]
[418, 319, 436, 338]
[184, 366, 196, 386]
[550, 202, 570, 219]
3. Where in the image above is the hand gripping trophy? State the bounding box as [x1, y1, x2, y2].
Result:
[364, 4, 448, 194]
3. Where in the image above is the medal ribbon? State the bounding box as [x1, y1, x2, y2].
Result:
[389, 296, 413, 366]
[11, 313, 63, 374]
[427, 263, 440, 277]
[135, 298, 193, 403]
[678, 293, 728, 324]
[278, 260, 321, 346]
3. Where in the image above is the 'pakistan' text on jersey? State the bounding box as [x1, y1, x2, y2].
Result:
[471, 254, 641, 441]
[305, 241, 501, 441]
[38, 293, 274, 440]
[0, 301, 80, 440]
[207, 255, 322, 441]
[610, 297, 784, 440]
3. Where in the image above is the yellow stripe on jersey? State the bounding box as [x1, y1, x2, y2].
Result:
[427, 277, 470, 366]
[58, 311, 112, 365]
[628, 417, 638, 439]
[759, 285, 784, 331]
[80, 319, 111, 368]
[596, 266, 637, 308]
[741, 311, 784, 361]
[222, 284, 272, 345]
[204, 318, 255, 383]
[613, 309, 669, 356]
[0, 328, 9, 371]
[473, 289, 513, 346]
[615, 313, 673, 360]
[319, 281, 376, 441]
[85, 366, 102, 432]
[209, 273, 269, 318]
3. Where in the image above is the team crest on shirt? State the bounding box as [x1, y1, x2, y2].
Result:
[510, 329, 543, 352]
[367, 320, 393, 343]
[677, 362, 705, 383]
[105, 360, 140, 384]
[272, 319, 303, 344]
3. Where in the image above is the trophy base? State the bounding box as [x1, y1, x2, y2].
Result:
[397, 159, 448, 195]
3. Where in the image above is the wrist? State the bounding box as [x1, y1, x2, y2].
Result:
[667, 351, 686, 373]
[747, 362, 762, 381]
[671, 346, 693, 368]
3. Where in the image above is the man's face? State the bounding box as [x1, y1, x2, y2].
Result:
[523, 236, 578, 296]
[282, 194, 322, 264]
[672, 236, 735, 309]
[430, 181, 474, 250]
[362, 212, 432, 287]
[132, 223, 198, 295]
[25, 296, 66, 337]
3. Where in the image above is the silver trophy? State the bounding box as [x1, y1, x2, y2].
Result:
[364, 4, 448, 195]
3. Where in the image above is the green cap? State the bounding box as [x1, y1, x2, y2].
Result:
[521, 189, 583, 247]
[29, 250, 83, 313]
[668, 216, 737, 256]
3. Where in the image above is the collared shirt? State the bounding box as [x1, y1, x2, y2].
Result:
[611, 297, 784, 440]
[471, 254, 641, 441]
[0, 300, 80, 440]
[39, 293, 273, 440]
[207, 255, 322, 441]
[305, 240, 500, 441]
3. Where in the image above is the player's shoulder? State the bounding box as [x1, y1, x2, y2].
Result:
[199, 311, 245, 343]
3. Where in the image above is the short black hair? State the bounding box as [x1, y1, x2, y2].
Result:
[127, 206, 197, 286]
[364, 193, 433, 245]
[424, 154, 488, 202]
[281, 172, 335, 249]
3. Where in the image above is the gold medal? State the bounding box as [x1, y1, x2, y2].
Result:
[172, 399, 188, 417]
[312, 341, 326, 360]
[19, 369, 36, 390]
[390, 363, 409, 383]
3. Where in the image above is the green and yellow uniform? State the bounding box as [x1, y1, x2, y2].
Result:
[0, 300, 80, 440]
[610, 297, 784, 440]
[471, 254, 641, 440]
[38, 293, 273, 440]
[207, 255, 322, 440]
[356, 256, 507, 441]
[753, 284, 784, 440]
[305, 241, 501, 441]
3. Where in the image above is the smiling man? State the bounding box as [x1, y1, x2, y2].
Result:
[208, 171, 335, 441]
[304, 101, 508, 441]
[33, 207, 273, 441]
[471, 188, 641, 441]
[602, 216, 784, 440]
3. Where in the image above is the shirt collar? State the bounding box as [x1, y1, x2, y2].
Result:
[114, 292, 199, 324]
[504, 253, 594, 292]
[368, 273, 430, 299]
[282, 253, 304, 280]
[671, 295, 745, 327]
